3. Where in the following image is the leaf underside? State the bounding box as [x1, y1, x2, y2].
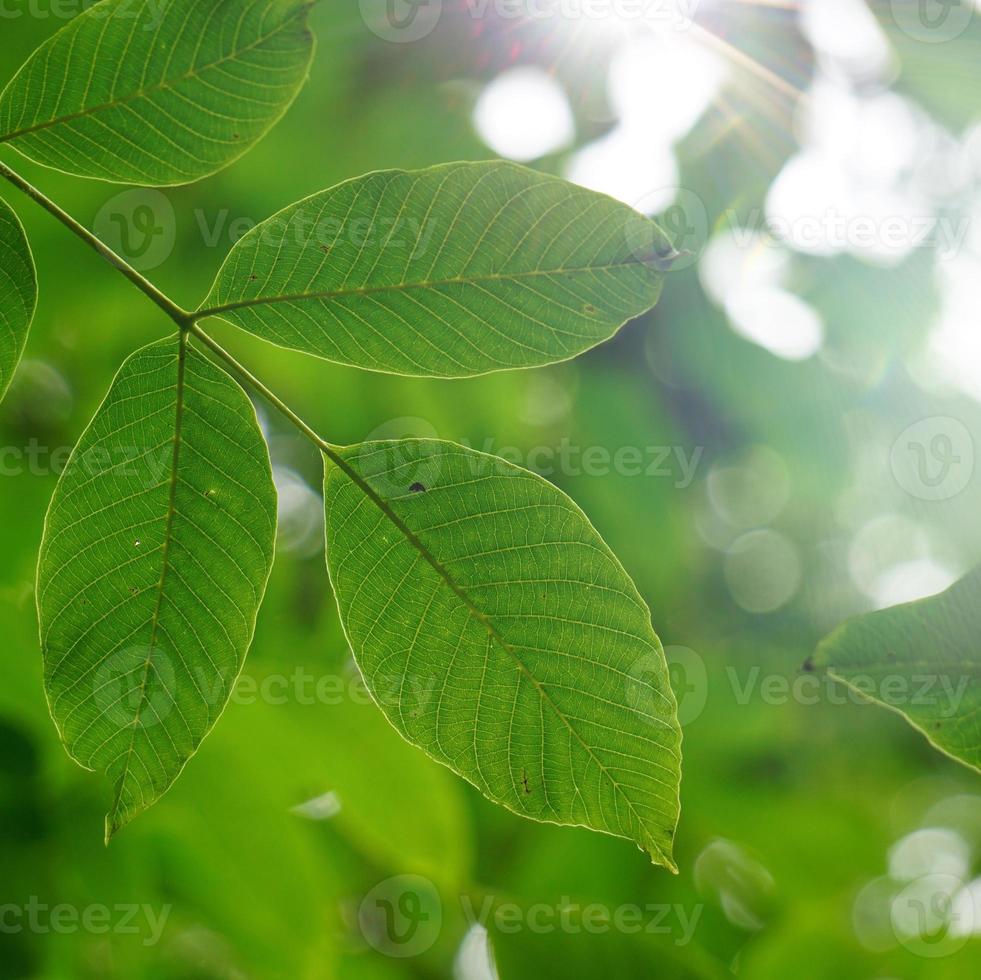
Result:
[0, 195, 36, 402]
[0, 0, 314, 185]
[813, 567, 981, 772]
[323, 439, 682, 869]
[37, 336, 277, 839]
[203, 161, 670, 378]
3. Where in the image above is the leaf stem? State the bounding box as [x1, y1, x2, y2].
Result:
[0, 158, 192, 325]
[185, 323, 330, 454]
[0, 156, 335, 455]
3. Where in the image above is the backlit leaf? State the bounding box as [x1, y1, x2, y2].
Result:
[201, 161, 671, 377]
[0, 0, 315, 185]
[323, 439, 681, 869]
[0, 195, 36, 402]
[37, 335, 277, 838]
[812, 568, 981, 772]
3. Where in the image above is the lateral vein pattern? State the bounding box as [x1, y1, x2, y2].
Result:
[203, 161, 668, 377]
[37, 336, 277, 838]
[0, 0, 314, 185]
[324, 440, 682, 868]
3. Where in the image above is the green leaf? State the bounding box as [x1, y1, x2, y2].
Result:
[37, 335, 277, 839]
[0, 0, 315, 186]
[812, 568, 981, 772]
[0, 195, 36, 402]
[201, 161, 671, 377]
[323, 439, 681, 869]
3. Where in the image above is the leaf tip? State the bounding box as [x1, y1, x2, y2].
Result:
[644, 836, 679, 875]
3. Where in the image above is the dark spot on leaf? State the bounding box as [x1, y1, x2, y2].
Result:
[319, 245, 331, 255]
[583, 303, 597, 315]
[521, 770, 531, 794]
[409, 482, 426, 493]
[232, 133, 241, 140]
[801, 657, 815, 673]
[249, 274, 258, 281]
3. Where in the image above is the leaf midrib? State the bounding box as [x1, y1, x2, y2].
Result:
[0, 8, 308, 146]
[110, 334, 188, 834]
[202, 260, 659, 319]
[326, 446, 676, 867]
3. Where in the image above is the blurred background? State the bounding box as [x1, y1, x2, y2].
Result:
[2, 0, 981, 976]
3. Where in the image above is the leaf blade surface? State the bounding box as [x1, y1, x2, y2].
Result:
[323, 439, 681, 868]
[203, 161, 670, 377]
[0, 0, 315, 185]
[813, 568, 981, 772]
[0, 195, 36, 402]
[38, 335, 277, 837]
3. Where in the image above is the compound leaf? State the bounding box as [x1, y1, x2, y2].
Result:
[38, 335, 277, 839]
[0, 195, 36, 402]
[0, 0, 315, 185]
[323, 439, 681, 869]
[201, 161, 671, 377]
[812, 568, 981, 772]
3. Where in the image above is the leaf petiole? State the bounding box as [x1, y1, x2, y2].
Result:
[0, 156, 331, 456]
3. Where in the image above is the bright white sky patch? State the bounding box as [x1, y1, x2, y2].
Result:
[565, 125, 678, 211]
[473, 67, 574, 162]
[870, 558, 959, 608]
[608, 35, 729, 145]
[798, 0, 893, 81]
[566, 31, 726, 210]
[699, 230, 823, 361]
[699, 230, 789, 307]
[725, 287, 824, 361]
[767, 80, 937, 266]
[923, 253, 981, 403]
